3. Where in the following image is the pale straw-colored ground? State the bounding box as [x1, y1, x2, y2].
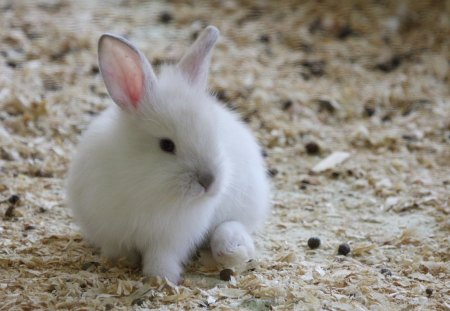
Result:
[0, 0, 449, 310]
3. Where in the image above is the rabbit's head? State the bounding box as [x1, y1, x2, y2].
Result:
[98, 26, 229, 202]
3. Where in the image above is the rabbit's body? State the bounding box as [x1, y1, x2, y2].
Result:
[67, 26, 270, 282]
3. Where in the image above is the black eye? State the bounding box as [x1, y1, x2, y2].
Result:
[159, 138, 176, 154]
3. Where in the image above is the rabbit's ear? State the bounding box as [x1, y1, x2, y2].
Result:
[98, 34, 157, 111]
[177, 26, 219, 90]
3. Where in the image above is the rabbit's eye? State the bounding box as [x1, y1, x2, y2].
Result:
[159, 138, 176, 154]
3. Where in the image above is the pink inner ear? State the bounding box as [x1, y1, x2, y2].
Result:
[120, 55, 144, 107]
[100, 38, 145, 109]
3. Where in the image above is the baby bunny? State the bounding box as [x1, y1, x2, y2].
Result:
[67, 26, 270, 283]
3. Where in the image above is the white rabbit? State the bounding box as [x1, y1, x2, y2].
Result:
[67, 26, 270, 283]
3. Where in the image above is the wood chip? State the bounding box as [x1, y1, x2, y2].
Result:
[312, 152, 351, 173]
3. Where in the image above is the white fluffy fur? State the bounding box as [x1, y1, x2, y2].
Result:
[66, 26, 270, 283]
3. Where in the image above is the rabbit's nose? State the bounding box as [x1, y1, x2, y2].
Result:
[198, 173, 215, 191]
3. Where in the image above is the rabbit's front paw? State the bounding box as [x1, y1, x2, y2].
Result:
[211, 221, 255, 267]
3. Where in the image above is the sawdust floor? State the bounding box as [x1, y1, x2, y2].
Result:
[0, 0, 449, 310]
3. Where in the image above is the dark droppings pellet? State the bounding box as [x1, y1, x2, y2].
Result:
[282, 100, 293, 111]
[158, 11, 173, 24]
[338, 243, 351, 256]
[220, 268, 233, 281]
[380, 268, 392, 276]
[305, 142, 320, 155]
[307, 237, 321, 249]
[8, 194, 20, 205]
[425, 288, 433, 297]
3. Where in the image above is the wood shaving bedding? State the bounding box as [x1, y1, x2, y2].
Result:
[1, 0, 449, 310]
